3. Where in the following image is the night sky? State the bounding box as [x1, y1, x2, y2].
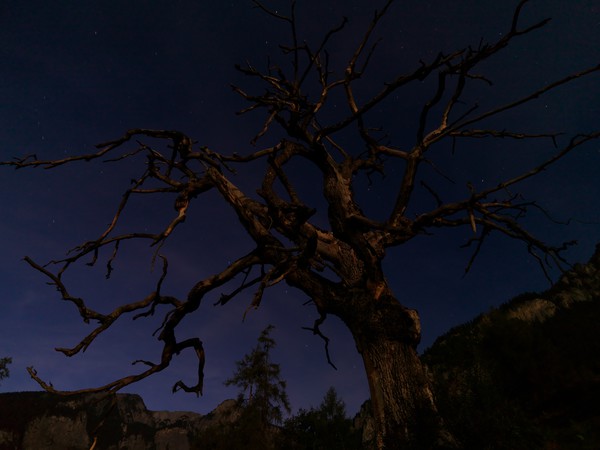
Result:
[1, 1, 599, 417]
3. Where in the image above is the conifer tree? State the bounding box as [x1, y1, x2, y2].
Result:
[194, 326, 290, 449]
[285, 387, 361, 449]
[0, 357, 11, 385]
[225, 325, 291, 427]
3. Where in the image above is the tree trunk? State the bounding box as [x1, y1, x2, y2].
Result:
[359, 336, 451, 449]
[336, 290, 455, 450]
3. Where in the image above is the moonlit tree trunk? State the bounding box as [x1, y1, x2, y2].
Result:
[300, 272, 452, 448]
[3, 1, 600, 449]
[341, 291, 449, 449]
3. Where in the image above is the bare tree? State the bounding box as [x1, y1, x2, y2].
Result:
[2, 0, 599, 448]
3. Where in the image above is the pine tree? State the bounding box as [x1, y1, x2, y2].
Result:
[318, 386, 348, 423]
[218, 325, 290, 449]
[285, 387, 362, 449]
[226, 325, 290, 425]
[0, 357, 11, 386]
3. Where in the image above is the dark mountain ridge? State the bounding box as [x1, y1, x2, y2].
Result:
[0, 391, 241, 449]
[423, 244, 600, 449]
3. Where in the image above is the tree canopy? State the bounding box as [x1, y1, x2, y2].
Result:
[225, 325, 291, 425]
[0, 357, 11, 385]
[284, 387, 362, 449]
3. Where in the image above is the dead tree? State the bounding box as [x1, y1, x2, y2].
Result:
[3, 1, 599, 448]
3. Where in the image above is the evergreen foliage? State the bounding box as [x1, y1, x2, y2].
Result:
[225, 324, 291, 426]
[193, 325, 291, 449]
[192, 331, 363, 449]
[0, 357, 11, 385]
[284, 387, 362, 449]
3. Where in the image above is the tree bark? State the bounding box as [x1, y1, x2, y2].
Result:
[337, 290, 455, 450]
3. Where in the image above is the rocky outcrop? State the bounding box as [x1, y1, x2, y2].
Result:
[505, 245, 600, 322]
[352, 399, 375, 449]
[0, 392, 240, 450]
[505, 297, 557, 322]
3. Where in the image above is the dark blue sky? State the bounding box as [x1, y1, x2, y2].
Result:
[1, 1, 599, 416]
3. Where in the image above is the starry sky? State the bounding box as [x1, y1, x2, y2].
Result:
[1, 0, 599, 417]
